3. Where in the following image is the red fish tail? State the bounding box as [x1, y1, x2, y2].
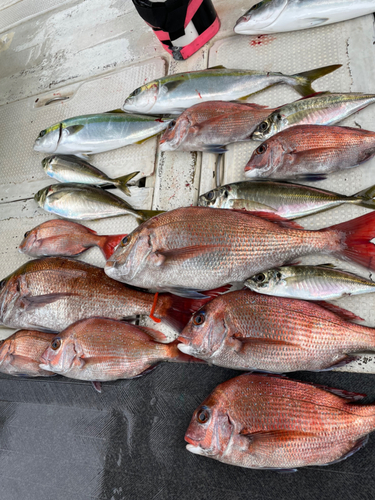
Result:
[167, 340, 206, 364]
[325, 212, 375, 271]
[156, 286, 231, 332]
[99, 234, 127, 260]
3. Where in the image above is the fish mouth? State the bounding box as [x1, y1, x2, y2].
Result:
[39, 353, 52, 372]
[33, 138, 42, 152]
[177, 343, 195, 356]
[244, 165, 261, 178]
[185, 443, 207, 456]
[234, 14, 250, 30]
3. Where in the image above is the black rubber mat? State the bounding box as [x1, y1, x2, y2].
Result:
[0, 364, 374, 500]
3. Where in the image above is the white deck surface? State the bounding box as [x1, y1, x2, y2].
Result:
[1, 0, 375, 373]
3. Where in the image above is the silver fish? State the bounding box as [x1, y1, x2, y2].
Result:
[122, 65, 341, 115]
[42, 155, 139, 196]
[252, 93, 375, 141]
[34, 183, 160, 222]
[245, 264, 375, 300]
[235, 0, 375, 35]
[198, 180, 375, 219]
[34, 113, 171, 155]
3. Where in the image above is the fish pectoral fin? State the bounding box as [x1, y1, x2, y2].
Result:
[300, 17, 328, 28]
[231, 334, 299, 352]
[321, 435, 369, 467]
[241, 429, 315, 439]
[314, 301, 364, 323]
[164, 80, 184, 92]
[65, 125, 84, 135]
[91, 381, 102, 393]
[231, 199, 277, 212]
[21, 292, 76, 310]
[150, 245, 223, 266]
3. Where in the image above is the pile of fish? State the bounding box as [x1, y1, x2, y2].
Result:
[4, 1, 375, 474]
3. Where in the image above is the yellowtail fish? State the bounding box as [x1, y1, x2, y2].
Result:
[123, 65, 341, 115]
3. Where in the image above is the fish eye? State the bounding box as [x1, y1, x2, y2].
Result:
[224, 190, 229, 198]
[259, 122, 268, 132]
[276, 272, 282, 279]
[51, 338, 62, 350]
[255, 144, 267, 155]
[193, 312, 205, 326]
[168, 120, 176, 129]
[24, 231, 30, 238]
[197, 407, 210, 424]
[39, 130, 46, 137]
[121, 235, 130, 247]
[205, 191, 215, 201]
[132, 87, 142, 97]
[276, 113, 282, 120]
[254, 273, 265, 283]
[0, 279, 5, 291]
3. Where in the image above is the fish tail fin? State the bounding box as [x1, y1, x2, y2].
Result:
[136, 209, 165, 224]
[292, 64, 342, 97]
[159, 285, 231, 332]
[354, 184, 375, 209]
[99, 234, 127, 260]
[325, 212, 375, 270]
[114, 171, 140, 196]
[166, 340, 206, 364]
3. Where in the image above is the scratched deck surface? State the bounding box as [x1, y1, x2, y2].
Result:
[1, 1, 375, 499]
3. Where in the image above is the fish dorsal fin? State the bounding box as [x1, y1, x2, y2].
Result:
[230, 209, 304, 230]
[304, 382, 367, 402]
[105, 109, 125, 113]
[316, 263, 336, 268]
[295, 91, 331, 101]
[314, 301, 364, 323]
[208, 65, 226, 70]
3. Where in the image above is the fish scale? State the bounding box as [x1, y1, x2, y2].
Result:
[0, 257, 193, 332]
[178, 289, 375, 372]
[106, 207, 344, 291]
[159, 102, 276, 152]
[246, 124, 375, 178]
[39, 318, 198, 382]
[185, 373, 375, 469]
